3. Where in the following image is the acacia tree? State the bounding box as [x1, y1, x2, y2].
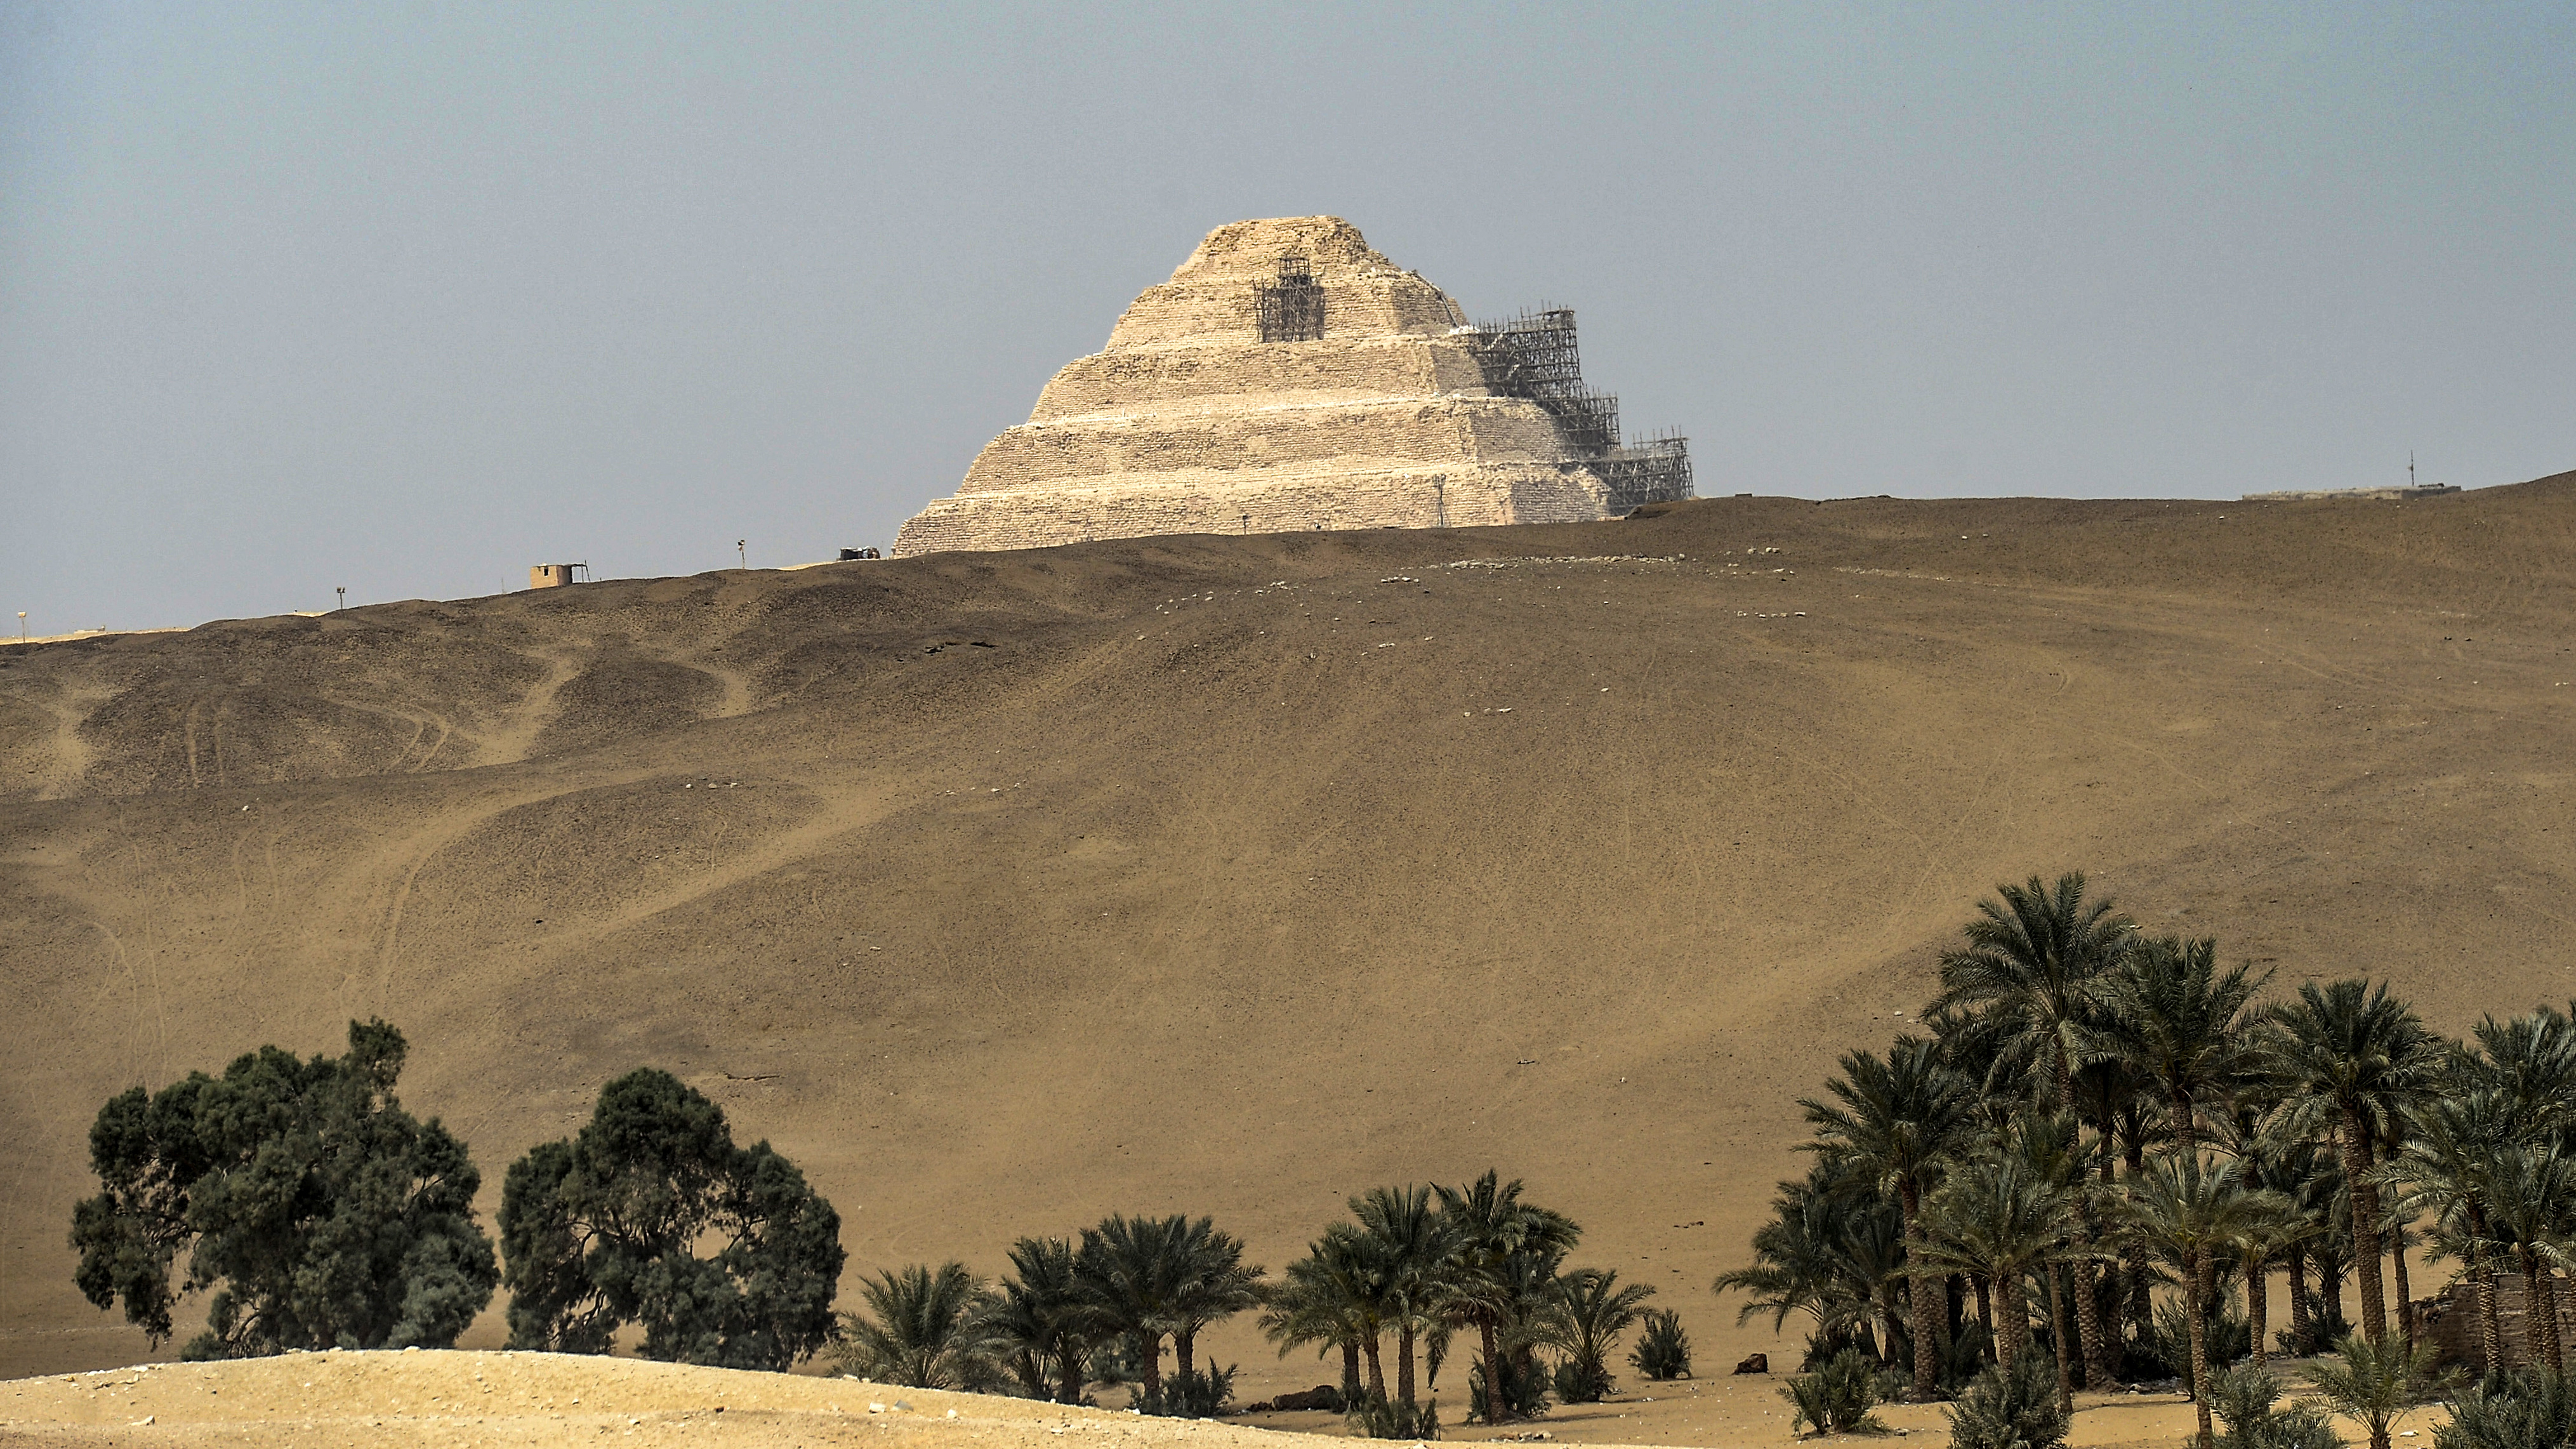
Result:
[69, 1019, 496, 1359]
[498, 1068, 843, 1370]
[1799, 1037, 1976, 1402]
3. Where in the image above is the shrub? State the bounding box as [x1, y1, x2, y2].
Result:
[2146, 1298, 2254, 1382]
[1467, 1353, 1550, 1422]
[1347, 1389, 1440, 1440]
[2209, 1363, 2342, 1449]
[1631, 1309, 1694, 1380]
[1945, 1355, 2068, 1449]
[69, 1019, 496, 1359]
[1556, 1356, 1616, 1405]
[1150, 1364, 1238, 1418]
[1783, 1346, 1891, 1436]
[2436, 1369, 2576, 1449]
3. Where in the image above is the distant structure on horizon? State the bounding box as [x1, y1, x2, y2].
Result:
[890, 216, 1690, 557]
[2241, 484, 2461, 501]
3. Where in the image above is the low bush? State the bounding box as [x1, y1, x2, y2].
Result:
[1347, 1389, 1439, 1441]
[1945, 1355, 2068, 1449]
[2209, 1363, 2341, 1449]
[1631, 1309, 1693, 1380]
[1783, 1347, 1891, 1437]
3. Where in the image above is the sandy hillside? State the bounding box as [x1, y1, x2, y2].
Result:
[2, 477, 2570, 1395]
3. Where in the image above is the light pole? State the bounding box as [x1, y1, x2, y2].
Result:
[736, 539, 747, 569]
[15, 612, 23, 650]
[335, 586, 345, 612]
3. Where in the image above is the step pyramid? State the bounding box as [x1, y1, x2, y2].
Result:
[891, 216, 1689, 557]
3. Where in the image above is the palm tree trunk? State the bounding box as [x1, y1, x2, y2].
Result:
[2531, 1262, 2564, 1374]
[2189, 1258, 2215, 1449]
[1976, 1274, 1993, 1342]
[1397, 1323, 1417, 1408]
[1141, 1332, 1164, 1407]
[1995, 1275, 2022, 1378]
[2390, 1224, 2415, 1356]
[2471, 1252, 2501, 1377]
[2341, 1104, 2389, 1346]
[1059, 1344, 1085, 1406]
[2288, 1248, 2315, 1356]
[1364, 1332, 1385, 1400]
[1176, 1327, 1196, 1384]
[2247, 1251, 2269, 1373]
[1903, 1179, 1942, 1403]
[2045, 1262, 2075, 1418]
[1479, 1320, 1503, 1425]
[1342, 1340, 1363, 1405]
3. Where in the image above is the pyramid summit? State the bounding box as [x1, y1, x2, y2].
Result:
[890, 216, 1690, 557]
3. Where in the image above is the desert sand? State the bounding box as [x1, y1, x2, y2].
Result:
[0, 1349, 2430, 1449]
[3, 476, 2570, 1439]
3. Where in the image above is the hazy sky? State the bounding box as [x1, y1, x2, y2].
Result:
[4, 4, 2570, 633]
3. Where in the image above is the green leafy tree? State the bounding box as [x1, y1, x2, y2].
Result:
[835, 1260, 998, 1388]
[1800, 1036, 1978, 1402]
[69, 1019, 496, 1359]
[1932, 871, 2135, 1387]
[497, 1068, 843, 1370]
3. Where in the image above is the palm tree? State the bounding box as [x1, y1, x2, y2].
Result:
[1261, 1227, 1381, 1403]
[1913, 1143, 2072, 1378]
[1075, 1215, 1189, 1406]
[2108, 1153, 2292, 1449]
[1349, 1185, 1460, 1412]
[1714, 1162, 1901, 1360]
[982, 1236, 1092, 1403]
[1544, 1268, 1655, 1403]
[2384, 1087, 2509, 1375]
[1434, 1171, 1581, 1426]
[1166, 1218, 1262, 1384]
[2099, 936, 2268, 1155]
[2483, 1141, 2576, 1375]
[2305, 1332, 2438, 1449]
[835, 1261, 996, 1389]
[2264, 979, 2434, 1346]
[1799, 1036, 1978, 1402]
[1933, 870, 2135, 1386]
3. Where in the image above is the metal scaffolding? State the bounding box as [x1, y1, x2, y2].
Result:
[1255, 258, 1326, 342]
[1466, 307, 1694, 511]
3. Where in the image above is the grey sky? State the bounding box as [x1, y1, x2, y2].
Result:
[4, 3, 2570, 634]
